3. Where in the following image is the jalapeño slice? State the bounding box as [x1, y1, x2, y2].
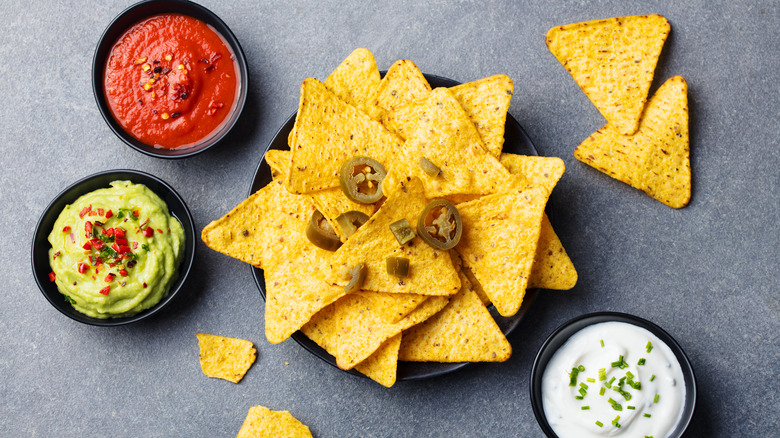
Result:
[417, 199, 462, 250]
[335, 211, 370, 239]
[418, 157, 442, 177]
[339, 156, 386, 204]
[386, 256, 410, 277]
[343, 262, 367, 293]
[389, 218, 416, 245]
[305, 210, 341, 251]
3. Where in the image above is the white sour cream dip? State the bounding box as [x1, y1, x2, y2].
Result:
[542, 321, 686, 438]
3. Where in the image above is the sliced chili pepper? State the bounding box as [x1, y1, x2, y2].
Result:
[386, 257, 410, 277]
[339, 157, 386, 204]
[48, 272, 56, 282]
[417, 199, 462, 250]
[119, 269, 129, 277]
[335, 211, 370, 239]
[99, 286, 111, 295]
[79, 205, 91, 219]
[105, 210, 114, 219]
[97, 208, 104, 216]
[343, 262, 367, 293]
[115, 237, 128, 246]
[418, 157, 442, 177]
[104, 274, 115, 283]
[389, 218, 416, 245]
[143, 227, 154, 237]
[62, 226, 71, 233]
[85, 221, 93, 235]
[78, 263, 90, 274]
[305, 210, 342, 251]
[114, 228, 126, 238]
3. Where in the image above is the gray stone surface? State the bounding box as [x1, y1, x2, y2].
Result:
[2, 0, 778, 436]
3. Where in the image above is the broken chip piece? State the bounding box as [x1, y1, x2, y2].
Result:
[196, 333, 257, 383]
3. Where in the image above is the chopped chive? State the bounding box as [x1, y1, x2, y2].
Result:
[654, 394, 660, 403]
[599, 368, 607, 381]
[580, 382, 589, 390]
[608, 377, 616, 387]
[568, 367, 581, 386]
[616, 387, 632, 401]
[626, 371, 634, 379]
[611, 355, 629, 369]
[627, 405, 636, 410]
[596, 421, 603, 427]
[600, 339, 605, 347]
[599, 387, 606, 396]
[646, 341, 653, 353]
[608, 398, 623, 411]
[587, 378, 596, 383]
[612, 415, 621, 428]
[575, 396, 584, 400]
[645, 436, 654, 438]
[650, 374, 656, 382]
[579, 388, 587, 397]
[578, 365, 585, 372]
[638, 358, 646, 365]
[581, 406, 590, 410]
[644, 413, 652, 418]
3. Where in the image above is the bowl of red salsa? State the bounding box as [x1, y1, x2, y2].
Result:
[93, 0, 248, 158]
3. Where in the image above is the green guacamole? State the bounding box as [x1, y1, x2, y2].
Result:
[48, 181, 185, 318]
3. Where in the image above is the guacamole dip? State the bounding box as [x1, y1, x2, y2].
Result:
[48, 181, 185, 318]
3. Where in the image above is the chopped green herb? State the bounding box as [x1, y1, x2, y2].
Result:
[627, 405, 636, 410]
[578, 365, 585, 372]
[580, 382, 589, 390]
[586, 378, 596, 383]
[607, 377, 616, 387]
[611, 355, 629, 369]
[600, 339, 605, 347]
[644, 413, 652, 418]
[599, 387, 606, 396]
[598, 368, 607, 381]
[595, 421, 603, 427]
[654, 394, 660, 403]
[569, 367, 581, 386]
[142, 244, 151, 252]
[608, 398, 623, 411]
[638, 358, 646, 366]
[612, 415, 621, 428]
[579, 388, 587, 397]
[616, 387, 632, 401]
[650, 374, 656, 382]
[646, 341, 653, 353]
[575, 396, 584, 400]
[581, 406, 590, 410]
[64, 295, 76, 304]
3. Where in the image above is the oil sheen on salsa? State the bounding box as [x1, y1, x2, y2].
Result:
[104, 14, 238, 149]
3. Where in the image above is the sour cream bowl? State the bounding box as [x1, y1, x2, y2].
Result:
[530, 312, 696, 438]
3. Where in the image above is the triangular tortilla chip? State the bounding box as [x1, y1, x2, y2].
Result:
[261, 212, 350, 344]
[383, 88, 512, 198]
[574, 75, 690, 208]
[529, 214, 578, 290]
[499, 154, 566, 194]
[196, 334, 257, 383]
[384, 75, 514, 158]
[237, 405, 312, 438]
[546, 15, 670, 135]
[201, 181, 315, 268]
[324, 48, 381, 115]
[398, 271, 511, 362]
[365, 59, 431, 120]
[286, 78, 403, 193]
[455, 187, 549, 316]
[356, 291, 428, 324]
[326, 177, 461, 296]
[265, 149, 375, 240]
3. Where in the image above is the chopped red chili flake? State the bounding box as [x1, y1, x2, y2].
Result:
[143, 227, 154, 237]
[90, 238, 104, 250]
[133, 210, 140, 218]
[53, 250, 61, 259]
[85, 221, 93, 235]
[143, 282, 148, 288]
[119, 245, 132, 254]
[79, 205, 92, 219]
[119, 269, 129, 277]
[82, 242, 92, 250]
[132, 242, 138, 249]
[140, 218, 150, 228]
[105, 210, 114, 219]
[48, 272, 56, 282]
[156, 228, 163, 234]
[112, 243, 121, 253]
[114, 228, 126, 238]
[78, 263, 89, 274]
[62, 226, 71, 233]
[115, 237, 128, 246]
[99, 286, 111, 295]
[97, 208, 104, 216]
[88, 210, 97, 216]
[104, 273, 115, 282]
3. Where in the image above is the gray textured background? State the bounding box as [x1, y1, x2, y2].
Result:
[3, 0, 779, 436]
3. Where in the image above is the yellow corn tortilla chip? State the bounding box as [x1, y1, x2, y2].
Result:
[383, 88, 512, 199]
[546, 15, 670, 135]
[574, 75, 690, 208]
[265, 149, 375, 240]
[353, 334, 401, 388]
[324, 48, 381, 115]
[201, 181, 315, 268]
[384, 75, 514, 158]
[236, 405, 312, 438]
[356, 291, 428, 324]
[196, 334, 256, 383]
[399, 270, 511, 362]
[499, 153, 566, 194]
[529, 214, 578, 290]
[456, 187, 549, 316]
[286, 78, 403, 194]
[366, 59, 431, 120]
[261, 212, 350, 344]
[326, 177, 461, 296]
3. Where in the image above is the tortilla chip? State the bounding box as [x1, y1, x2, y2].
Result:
[384, 75, 514, 158]
[201, 181, 315, 268]
[326, 177, 461, 296]
[383, 88, 512, 198]
[399, 271, 511, 362]
[546, 15, 670, 135]
[366, 59, 431, 120]
[353, 334, 401, 388]
[499, 154, 566, 194]
[261, 212, 350, 344]
[356, 291, 428, 324]
[456, 187, 549, 316]
[574, 75, 690, 208]
[196, 334, 256, 383]
[286, 78, 403, 193]
[265, 149, 375, 240]
[528, 214, 578, 290]
[236, 405, 312, 438]
[324, 48, 381, 115]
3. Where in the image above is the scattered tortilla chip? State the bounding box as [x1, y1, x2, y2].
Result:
[366, 59, 431, 120]
[265, 149, 374, 239]
[456, 187, 549, 316]
[384, 75, 514, 158]
[528, 214, 578, 290]
[201, 182, 315, 268]
[196, 334, 256, 383]
[546, 15, 670, 135]
[326, 177, 461, 296]
[574, 75, 690, 208]
[261, 212, 350, 344]
[500, 153, 566, 194]
[236, 405, 312, 438]
[324, 48, 381, 115]
[286, 78, 403, 193]
[383, 88, 512, 198]
[399, 270, 511, 362]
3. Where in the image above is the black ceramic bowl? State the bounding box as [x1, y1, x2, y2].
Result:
[31, 170, 196, 326]
[92, 0, 248, 158]
[530, 312, 697, 437]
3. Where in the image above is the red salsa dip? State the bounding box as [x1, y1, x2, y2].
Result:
[104, 13, 239, 149]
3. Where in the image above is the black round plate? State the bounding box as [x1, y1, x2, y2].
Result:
[251, 74, 539, 380]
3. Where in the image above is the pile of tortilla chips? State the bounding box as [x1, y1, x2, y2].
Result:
[202, 49, 577, 387]
[547, 15, 691, 208]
